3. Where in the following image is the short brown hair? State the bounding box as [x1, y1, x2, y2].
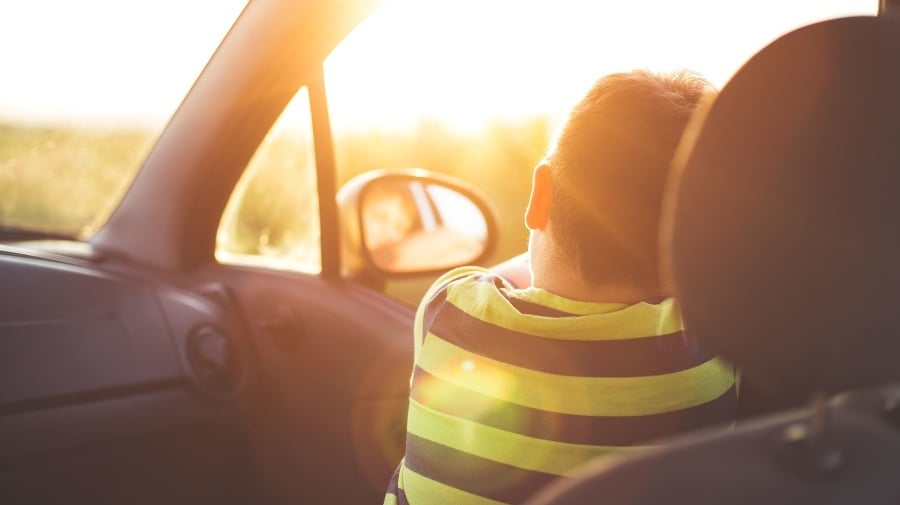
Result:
[545, 70, 713, 292]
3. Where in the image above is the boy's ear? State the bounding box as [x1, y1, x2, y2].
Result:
[525, 164, 552, 230]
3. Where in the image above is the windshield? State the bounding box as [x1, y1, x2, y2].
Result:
[326, 0, 876, 133]
[0, 0, 247, 239]
[1, 0, 876, 246]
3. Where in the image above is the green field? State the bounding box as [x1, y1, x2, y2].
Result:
[1, 119, 551, 303]
[0, 123, 155, 237]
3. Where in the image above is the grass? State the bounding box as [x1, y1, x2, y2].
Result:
[1, 117, 551, 304]
[0, 123, 156, 237]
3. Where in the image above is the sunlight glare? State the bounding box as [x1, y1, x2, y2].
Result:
[0, 0, 875, 129]
[0, 0, 247, 126]
[325, 0, 875, 132]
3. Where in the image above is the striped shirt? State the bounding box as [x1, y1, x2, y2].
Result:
[385, 266, 737, 505]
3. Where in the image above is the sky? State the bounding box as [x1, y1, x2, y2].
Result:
[0, 0, 247, 127]
[0, 0, 876, 131]
[325, 0, 877, 131]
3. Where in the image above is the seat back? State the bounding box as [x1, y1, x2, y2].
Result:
[668, 15, 900, 396]
[525, 14, 900, 504]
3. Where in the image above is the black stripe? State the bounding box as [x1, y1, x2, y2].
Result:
[404, 433, 561, 504]
[396, 488, 409, 505]
[385, 465, 410, 505]
[507, 296, 578, 317]
[428, 301, 713, 377]
[411, 367, 737, 446]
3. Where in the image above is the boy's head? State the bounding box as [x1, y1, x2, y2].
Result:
[526, 70, 713, 297]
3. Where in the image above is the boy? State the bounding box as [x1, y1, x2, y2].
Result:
[385, 70, 737, 505]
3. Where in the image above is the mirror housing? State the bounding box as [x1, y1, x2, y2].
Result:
[338, 169, 498, 283]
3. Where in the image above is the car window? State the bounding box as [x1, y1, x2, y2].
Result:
[0, 0, 247, 239]
[325, 0, 877, 254]
[320, 0, 875, 304]
[216, 88, 322, 273]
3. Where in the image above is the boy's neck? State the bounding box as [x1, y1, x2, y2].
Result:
[531, 243, 662, 304]
[529, 228, 664, 304]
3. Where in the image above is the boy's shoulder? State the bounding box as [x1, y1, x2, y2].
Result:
[421, 266, 512, 308]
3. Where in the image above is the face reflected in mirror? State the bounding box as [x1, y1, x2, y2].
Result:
[361, 178, 488, 273]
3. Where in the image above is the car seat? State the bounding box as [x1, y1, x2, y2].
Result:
[524, 14, 900, 505]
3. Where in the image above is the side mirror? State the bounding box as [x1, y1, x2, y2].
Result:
[338, 169, 498, 280]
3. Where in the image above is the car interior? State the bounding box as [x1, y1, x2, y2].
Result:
[1, 0, 898, 504]
[525, 9, 900, 505]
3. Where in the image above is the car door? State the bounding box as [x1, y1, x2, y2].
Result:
[196, 80, 417, 504]
[1, 1, 406, 504]
[0, 2, 260, 504]
[0, 243, 261, 504]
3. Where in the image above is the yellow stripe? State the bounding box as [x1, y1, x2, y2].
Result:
[382, 493, 399, 505]
[417, 336, 735, 416]
[407, 399, 641, 476]
[400, 465, 507, 505]
[445, 277, 683, 340]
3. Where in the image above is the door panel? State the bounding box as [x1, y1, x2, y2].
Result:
[0, 243, 416, 504]
[0, 247, 259, 504]
[197, 263, 414, 504]
[0, 255, 178, 404]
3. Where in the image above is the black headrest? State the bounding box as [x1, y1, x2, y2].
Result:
[667, 15, 900, 395]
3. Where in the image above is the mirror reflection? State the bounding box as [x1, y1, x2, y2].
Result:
[361, 178, 487, 273]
